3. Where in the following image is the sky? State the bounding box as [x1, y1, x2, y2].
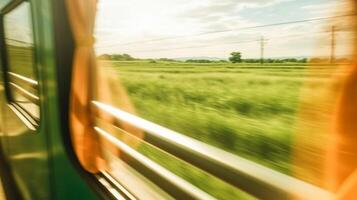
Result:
[94, 0, 354, 59]
[4, 2, 33, 46]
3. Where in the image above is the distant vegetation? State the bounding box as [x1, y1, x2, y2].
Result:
[185, 59, 228, 63]
[98, 53, 135, 61]
[229, 51, 242, 63]
[243, 58, 307, 63]
[98, 53, 338, 64]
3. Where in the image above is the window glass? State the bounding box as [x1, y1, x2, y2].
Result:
[0, 0, 11, 10]
[94, 0, 356, 199]
[4, 2, 39, 120]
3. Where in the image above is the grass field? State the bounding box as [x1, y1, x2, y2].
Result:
[101, 60, 336, 199]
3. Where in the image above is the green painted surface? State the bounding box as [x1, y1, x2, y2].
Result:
[0, 0, 100, 199]
[30, 0, 99, 199]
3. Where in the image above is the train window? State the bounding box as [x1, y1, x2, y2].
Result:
[90, 0, 356, 199]
[3, 2, 39, 122]
[0, 0, 11, 10]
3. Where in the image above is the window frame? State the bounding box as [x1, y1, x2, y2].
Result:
[0, 0, 41, 130]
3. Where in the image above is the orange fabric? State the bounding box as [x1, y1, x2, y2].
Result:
[66, 0, 106, 173]
[292, 2, 357, 198]
[326, 64, 357, 198]
[337, 170, 357, 199]
[96, 64, 144, 155]
[325, 1, 357, 198]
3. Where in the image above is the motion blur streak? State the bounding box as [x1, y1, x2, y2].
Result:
[327, 1, 357, 197]
[294, 0, 357, 199]
[92, 0, 357, 199]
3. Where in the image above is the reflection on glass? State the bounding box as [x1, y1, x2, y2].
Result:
[0, 0, 11, 10]
[4, 2, 39, 120]
[94, 0, 357, 199]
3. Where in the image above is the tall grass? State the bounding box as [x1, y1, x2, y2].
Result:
[102, 61, 332, 199]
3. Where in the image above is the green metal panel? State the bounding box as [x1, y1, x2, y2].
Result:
[0, 26, 9, 164]
[33, 0, 100, 199]
[0, 0, 101, 199]
[1, 1, 51, 199]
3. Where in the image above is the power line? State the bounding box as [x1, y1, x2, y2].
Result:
[120, 39, 258, 53]
[103, 30, 328, 54]
[96, 13, 356, 49]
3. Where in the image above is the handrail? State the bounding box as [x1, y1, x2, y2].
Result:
[8, 104, 37, 131]
[9, 82, 39, 105]
[95, 127, 215, 200]
[93, 101, 334, 200]
[8, 72, 38, 90]
[99, 171, 137, 200]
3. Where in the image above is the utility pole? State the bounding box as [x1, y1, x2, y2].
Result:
[260, 36, 267, 65]
[330, 26, 335, 64]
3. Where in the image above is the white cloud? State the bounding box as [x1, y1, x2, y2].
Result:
[302, 1, 351, 17]
[95, 0, 351, 59]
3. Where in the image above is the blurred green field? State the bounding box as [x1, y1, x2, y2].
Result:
[102, 60, 334, 199]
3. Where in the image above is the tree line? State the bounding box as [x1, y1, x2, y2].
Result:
[98, 53, 348, 64]
[228, 51, 307, 63]
[98, 54, 135, 61]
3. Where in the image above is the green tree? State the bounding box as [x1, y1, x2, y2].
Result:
[123, 53, 134, 61]
[229, 52, 242, 63]
[97, 54, 111, 60]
